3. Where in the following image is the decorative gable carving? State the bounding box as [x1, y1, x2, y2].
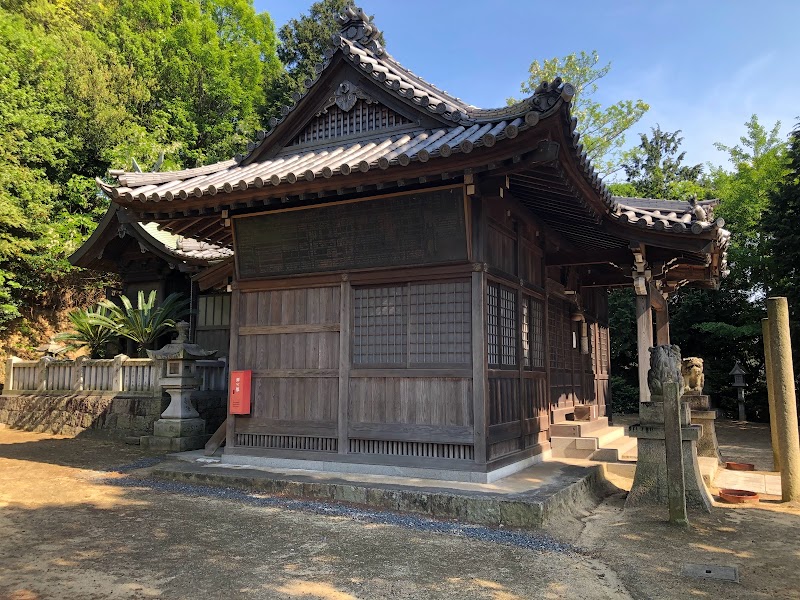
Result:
[290, 82, 414, 147]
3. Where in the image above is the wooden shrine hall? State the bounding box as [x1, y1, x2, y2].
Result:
[97, 6, 729, 481]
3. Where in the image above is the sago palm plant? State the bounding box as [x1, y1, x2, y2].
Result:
[92, 291, 189, 357]
[55, 305, 118, 358]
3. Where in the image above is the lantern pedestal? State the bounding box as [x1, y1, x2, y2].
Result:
[685, 393, 721, 462]
[140, 322, 217, 452]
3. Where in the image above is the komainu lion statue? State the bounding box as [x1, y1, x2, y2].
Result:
[681, 357, 704, 394]
[647, 344, 685, 398]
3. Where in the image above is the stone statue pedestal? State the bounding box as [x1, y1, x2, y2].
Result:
[627, 398, 713, 511]
[684, 393, 721, 462]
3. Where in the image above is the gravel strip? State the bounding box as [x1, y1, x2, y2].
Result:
[104, 472, 574, 554]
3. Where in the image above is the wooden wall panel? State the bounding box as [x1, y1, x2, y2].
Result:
[348, 377, 473, 427]
[235, 286, 342, 431]
[250, 376, 338, 422]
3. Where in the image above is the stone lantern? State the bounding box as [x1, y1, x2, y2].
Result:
[730, 361, 748, 421]
[142, 321, 217, 451]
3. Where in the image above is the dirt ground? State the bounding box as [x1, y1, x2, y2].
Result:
[0, 420, 798, 600]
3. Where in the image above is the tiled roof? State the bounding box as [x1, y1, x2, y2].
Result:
[99, 6, 578, 203]
[140, 222, 232, 262]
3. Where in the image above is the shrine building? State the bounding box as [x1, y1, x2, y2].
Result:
[92, 6, 729, 481]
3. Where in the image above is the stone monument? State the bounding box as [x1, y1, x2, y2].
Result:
[681, 357, 721, 462]
[627, 345, 713, 512]
[141, 321, 217, 451]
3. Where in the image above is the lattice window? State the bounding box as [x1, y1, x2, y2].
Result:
[353, 285, 408, 364]
[599, 326, 609, 372]
[488, 284, 500, 366]
[409, 282, 471, 364]
[353, 281, 470, 367]
[290, 100, 413, 146]
[488, 283, 517, 368]
[522, 296, 543, 369]
[548, 298, 565, 370]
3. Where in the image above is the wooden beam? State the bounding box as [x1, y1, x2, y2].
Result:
[546, 248, 632, 267]
[635, 286, 653, 403]
[204, 417, 228, 456]
[656, 299, 671, 346]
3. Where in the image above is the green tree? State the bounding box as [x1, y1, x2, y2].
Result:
[711, 115, 787, 298]
[620, 126, 705, 199]
[271, 0, 384, 114]
[511, 51, 649, 176]
[0, 0, 284, 338]
[764, 122, 800, 345]
[93, 291, 189, 356]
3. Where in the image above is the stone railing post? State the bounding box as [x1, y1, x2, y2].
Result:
[5, 357, 21, 392]
[72, 356, 85, 392]
[37, 356, 54, 392]
[112, 354, 128, 392]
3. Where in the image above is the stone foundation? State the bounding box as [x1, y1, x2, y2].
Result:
[0, 392, 226, 438]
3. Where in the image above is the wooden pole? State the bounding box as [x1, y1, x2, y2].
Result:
[635, 289, 653, 403]
[655, 304, 670, 346]
[663, 381, 688, 526]
[767, 297, 800, 503]
[762, 318, 781, 472]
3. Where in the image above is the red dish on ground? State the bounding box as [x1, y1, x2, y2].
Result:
[719, 489, 760, 504]
[725, 461, 755, 471]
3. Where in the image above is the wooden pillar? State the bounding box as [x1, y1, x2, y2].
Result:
[226, 288, 240, 451]
[766, 297, 800, 502]
[472, 269, 487, 464]
[655, 304, 670, 346]
[338, 278, 351, 455]
[635, 288, 653, 403]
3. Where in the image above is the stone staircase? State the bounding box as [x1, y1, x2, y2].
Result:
[550, 416, 638, 463]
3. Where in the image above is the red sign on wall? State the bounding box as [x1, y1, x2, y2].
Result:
[229, 370, 252, 415]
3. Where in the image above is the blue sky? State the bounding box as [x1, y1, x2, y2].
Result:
[253, 1, 800, 174]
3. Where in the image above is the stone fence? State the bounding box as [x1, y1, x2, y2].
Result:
[4, 355, 228, 396]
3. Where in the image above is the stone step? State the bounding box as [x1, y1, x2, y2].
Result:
[550, 425, 627, 459]
[590, 435, 638, 463]
[550, 417, 609, 438]
[550, 435, 599, 459]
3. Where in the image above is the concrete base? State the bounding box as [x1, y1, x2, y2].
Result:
[141, 417, 209, 451]
[692, 410, 722, 461]
[146, 454, 610, 529]
[141, 434, 211, 452]
[221, 448, 552, 484]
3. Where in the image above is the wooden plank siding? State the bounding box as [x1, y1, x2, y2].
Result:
[222, 190, 611, 472]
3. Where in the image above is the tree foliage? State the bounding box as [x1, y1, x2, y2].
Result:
[93, 291, 189, 356]
[764, 122, 800, 347]
[619, 126, 705, 199]
[271, 0, 384, 115]
[610, 117, 789, 419]
[0, 0, 282, 333]
[55, 305, 118, 358]
[512, 51, 649, 176]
